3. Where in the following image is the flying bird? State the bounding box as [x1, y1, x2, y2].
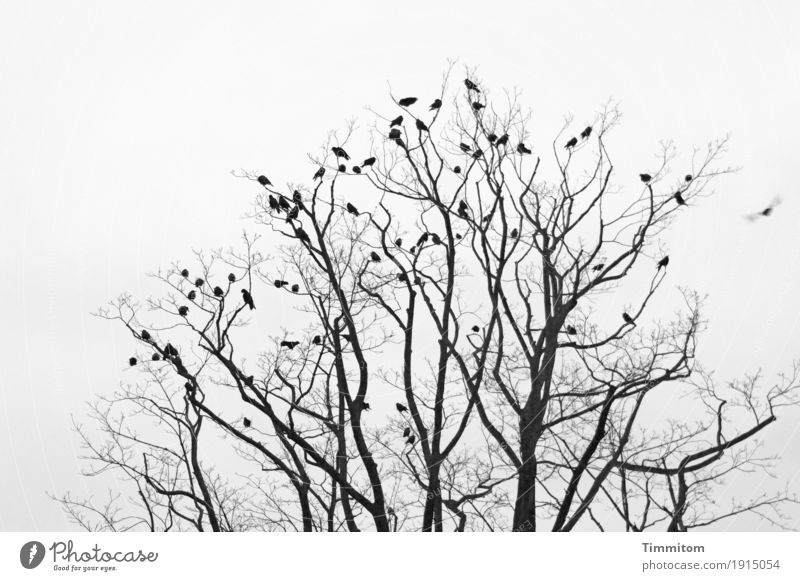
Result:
[390, 115, 403, 127]
[580, 126, 593, 139]
[313, 167, 325, 180]
[128, 357, 137, 366]
[565, 137, 578, 149]
[429, 99, 442, 110]
[746, 197, 782, 221]
[280, 340, 300, 349]
[180, 268, 189, 278]
[331, 146, 350, 160]
[362, 157, 377, 167]
[639, 173, 652, 183]
[213, 286, 224, 297]
[346, 202, 360, 216]
[396, 402, 408, 413]
[622, 312, 634, 325]
[657, 256, 670, 270]
[464, 79, 480, 92]
[415, 119, 429, 132]
[517, 142, 531, 154]
[398, 97, 417, 107]
[257, 175, 272, 187]
[241, 289, 255, 310]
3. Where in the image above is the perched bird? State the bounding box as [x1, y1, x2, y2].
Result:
[362, 157, 377, 167]
[458, 201, 469, 219]
[430, 233, 441, 245]
[510, 228, 518, 238]
[312, 335, 322, 345]
[395, 238, 403, 247]
[453, 165, 462, 174]
[417, 232, 429, 246]
[415, 118, 428, 132]
[332, 146, 350, 160]
[213, 286, 224, 297]
[338, 164, 346, 173]
[455, 233, 463, 240]
[257, 175, 272, 187]
[566, 325, 577, 335]
[388, 128, 402, 140]
[313, 167, 325, 180]
[178, 305, 189, 316]
[243, 417, 251, 428]
[340, 334, 352, 342]
[565, 137, 578, 149]
[398, 97, 417, 107]
[517, 142, 532, 154]
[685, 174, 693, 182]
[164, 343, 179, 358]
[459, 142, 471, 153]
[346, 202, 360, 216]
[471, 325, 480, 333]
[180, 268, 189, 278]
[622, 312, 634, 325]
[403, 427, 411, 438]
[141, 330, 151, 341]
[293, 190, 303, 204]
[369, 251, 381, 263]
[287, 205, 299, 221]
[128, 357, 137, 366]
[390, 115, 404, 127]
[187, 290, 197, 300]
[280, 340, 300, 349]
[360, 401, 371, 411]
[673, 191, 686, 206]
[244, 375, 254, 386]
[580, 126, 593, 139]
[496, 134, 509, 146]
[464, 79, 480, 92]
[151, 353, 160, 361]
[398, 272, 409, 282]
[406, 434, 416, 445]
[268, 195, 280, 212]
[471, 148, 483, 159]
[296, 227, 310, 243]
[228, 273, 236, 283]
[352, 166, 361, 174]
[241, 289, 255, 310]
[274, 280, 288, 288]
[591, 264, 605, 272]
[396, 402, 408, 413]
[657, 256, 670, 270]
[291, 284, 299, 293]
[429, 98, 442, 110]
[488, 133, 498, 143]
[472, 101, 484, 111]
[639, 173, 652, 183]
[194, 278, 204, 288]
[278, 196, 290, 210]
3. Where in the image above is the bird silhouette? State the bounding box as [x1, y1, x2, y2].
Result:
[471, 325, 480, 333]
[430, 233, 441, 245]
[464, 79, 480, 92]
[241, 289, 255, 310]
[291, 284, 299, 293]
[657, 256, 669, 270]
[673, 191, 686, 206]
[453, 165, 462, 174]
[268, 196, 280, 212]
[417, 232, 429, 246]
[362, 157, 377, 167]
[129, 357, 137, 366]
[459, 142, 471, 153]
[257, 175, 272, 187]
[338, 164, 346, 173]
[278, 196, 290, 210]
[346, 202, 360, 216]
[388, 128, 402, 140]
[429, 98, 442, 110]
[640, 173, 652, 183]
[280, 340, 300, 349]
[455, 233, 462, 239]
[406, 434, 416, 445]
[187, 290, 197, 300]
[458, 201, 469, 219]
[296, 227, 310, 243]
[565, 137, 578, 149]
[496, 134, 509, 146]
[746, 197, 782, 221]
[213, 286, 224, 297]
[164, 343, 179, 358]
[390, 115, 403, 127]
[243, 417, 251, 428]
[517, 143, 531, 154]
[141, 329, 151, 341]
[313, 167, 325, 180]
[472, 148, 483, 159]
[472, 102, 484, 111]
[685, 174, 692, 182]
[591, 264, 605, 272]
[510, 228, 518, 238]
[180, 269, 189, 278]
[360, 401, 371, 411]
[274, 280, 288, 288]
[395, 238, 402, 247]
[287, 205, 299, 221]
[151, 353, 160, 361]
[622, 312, 634, 325]
[398, 97, 417, 107]
[396, 402, 408, 413]
[398, 272, 409, 282]
[580, 126, 593, 139]
[352, 166, 361, 174]
[312, 335, 322, 345]
[228, 273, 236, 283]
[332, 146, 350, 160]
[194, 278, 204, 288]
[415, 119, 428, 132]
[244, 375, 254, 386]
[403, 427, 411, 438]
[292, 190, 303, 204]
[488, 133, 497, 143]
[566, 325, 577, 335]
[370, 251, 381, 262]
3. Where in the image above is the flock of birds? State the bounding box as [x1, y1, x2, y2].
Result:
[126, 77, 784, 444]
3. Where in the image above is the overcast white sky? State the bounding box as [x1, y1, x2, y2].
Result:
[1, 0, 799, 531]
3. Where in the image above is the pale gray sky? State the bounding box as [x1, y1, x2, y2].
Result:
[1, 0, 799, 530]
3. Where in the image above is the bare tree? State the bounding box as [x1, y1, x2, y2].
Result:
[56, 69, 800, 532]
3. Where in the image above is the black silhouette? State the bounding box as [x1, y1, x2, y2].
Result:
[243, 417, 251, 428]
[459, 142, 472, 153]
[180, 269, 189, 278]
[151, 353, 160, 361]
[390, 115, 403, 127]
[257, 175, 271, 186]
[338, 164, 346, 173]
[164, 343, 179, 358]
[128, 357, 137, 366]
[187, 290, 196, 300]
[510, 228, 518, 238]
[228, 273, 236, 282]
[566, 325, 577, 335]
[313, 167, 325, 180]
[429, 98, 442, 110]
[194, 278, 204, 288]
[657, 256, 669, 270]
[472, 148, 483, 159]
[395, 238, 402, 247]
[287, 205, 299, 221]
[471, 325, 480, 333]
[406, 434, 416, 445]
[464, 79, 480, 92]
[416, 232, 429, 246]
[244, 375, 254, 387]
[591, 264, 605, 272]
[565, 137, 578, 149]
[389, 129, 403, 141]
[580, 126, 593, 139]
[360, 401, 371, 411]
[403, 427, 411, 438]
[430, 233, 441, 245]
[213, 286, 224, 297]
[622, 312, 634, 325]
[415, 119, 428, 132]
[488, 133, 497, 143]
[362, 157, 377, 167]
[296, 227, 310, 243]
[278, 196, 290, 210]
[352, 166, 361, 174]
[370, 251, 381, 262]
[640, 173, 652, 183]
[747, 197, 782, 220]
[280, 340, 300, 349]
[517, 142, 531, 154]
[268, 196, 280, 212]
[674, 191, 686, 205]
[453, 166, 462, 174]
[396, 402, 408, 413]
[312, 335, 321, 345]
[291, 284, 299, 293]
[472, 101, 484, 111]
[141, 330, 151, 341]
[241, 289, 255, 310]
[332, 146, 350, 160]
[398, 272, 408, 282]
[458, 200, 469, 219]
[496, 134, 509, 146]
[292, 190, 302, 204]
[398, 97, 417, 107]
[274, 280, 288, 288]
[685, 174, 692, 182]
[346, 202, 360, 216]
